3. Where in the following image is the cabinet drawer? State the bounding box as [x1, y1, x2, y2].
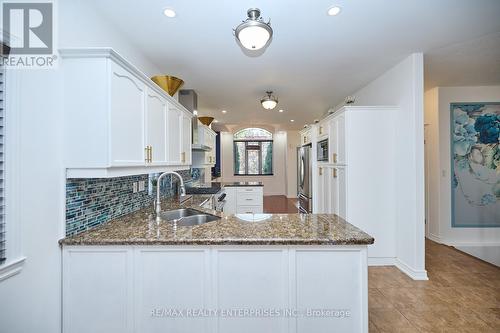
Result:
[237, 205, 263, 214]
[236, 187, 263, 194]
[237, 193, 263, 205]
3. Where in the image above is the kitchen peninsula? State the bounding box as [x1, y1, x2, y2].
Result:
[61, 196, 373, 333]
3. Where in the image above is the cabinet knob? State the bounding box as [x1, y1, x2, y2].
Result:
[333, 153, 337, 164]
[333, 168, 337, 178]
[319, 167, 323, 176]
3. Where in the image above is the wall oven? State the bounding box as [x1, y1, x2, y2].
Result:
[317, 139, 328, 162]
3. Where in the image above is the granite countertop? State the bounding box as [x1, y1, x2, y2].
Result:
[221, 181, 263, 187]
[60, 195, 374, 246]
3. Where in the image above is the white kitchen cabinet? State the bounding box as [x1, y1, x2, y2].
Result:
[223, 186, 263, 214]
[181, 112, 192, 165]
[145, 88, 167, 165]
[223, 187, 237, 214]
[330, 166, 347, 219]
[316, 119, 329, 141]
[313, 106, 398, 262]
[61, 48, 192, 178]
[299, 128, 311, 145]
[63, 245, 368, 333]
[109, 61, 146, 166]
[192, 125, 217, 167]
[328, 113, 346, 165]
[167, 106, 182, 165]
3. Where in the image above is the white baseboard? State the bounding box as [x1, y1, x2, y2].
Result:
[426, 233, 442, 244]
[368, 257, 396, 266]
[395, 258, 428, 280]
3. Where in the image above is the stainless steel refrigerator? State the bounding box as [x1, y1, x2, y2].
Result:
[297, 144, 312, 213]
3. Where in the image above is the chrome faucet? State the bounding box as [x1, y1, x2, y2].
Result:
[155, 171, 186, 217]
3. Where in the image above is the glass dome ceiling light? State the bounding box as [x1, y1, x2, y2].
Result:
[234, 8, 273, 50]
[260, 91, 278, 110]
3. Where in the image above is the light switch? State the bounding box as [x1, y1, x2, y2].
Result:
[138, 180, 145, 191]
[132, 182, 138, 193]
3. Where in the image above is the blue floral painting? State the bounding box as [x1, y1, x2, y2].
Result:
[451, 103, 500, 227]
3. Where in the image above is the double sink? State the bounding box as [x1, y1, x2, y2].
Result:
[158, 208, 219, 226]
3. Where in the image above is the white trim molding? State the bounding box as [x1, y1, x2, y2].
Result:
[396, 258, 428, 280]
[426, 234, 443, 244]
[0, 257, 26, 282]
[367, 257, 396, 266]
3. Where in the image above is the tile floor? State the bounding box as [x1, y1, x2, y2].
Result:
[369, 240, 499, 332]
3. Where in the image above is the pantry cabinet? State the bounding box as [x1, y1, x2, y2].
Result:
[60, 48, 192, 178]
[312, 106, 398, 261]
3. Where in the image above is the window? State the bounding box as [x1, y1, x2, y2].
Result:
[233, 128, 273, 176]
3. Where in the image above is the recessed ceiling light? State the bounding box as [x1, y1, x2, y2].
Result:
[163, 8, 176, 18]
[279, 109, 284, 113]
[290, 119, 295, 122]
[327, 6, 341, 16]
[222, 110, 227, 114]
[213, 119, 219, 123]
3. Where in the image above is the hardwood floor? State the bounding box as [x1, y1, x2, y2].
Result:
[263, 195, 299, 213]
[369, 240, 500, 332]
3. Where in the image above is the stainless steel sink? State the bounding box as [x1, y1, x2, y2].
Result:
[158, 208, 219, 226]
[174, 214, 219, 226]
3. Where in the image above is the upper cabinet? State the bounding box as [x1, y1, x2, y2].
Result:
[300, 128, 311, 145]
[192, 123, 216, 167]
[328, 113, 346, 165]
[181, 113, 192, 165]
[61, 48, 193, 178]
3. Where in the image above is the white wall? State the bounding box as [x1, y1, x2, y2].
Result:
[0, 1, 163, 332]
[425, 85, 500, 265]
[339, 54, 427, 279]
[220, 129, 291, 196]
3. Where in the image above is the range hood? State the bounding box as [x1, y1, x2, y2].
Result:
[192, 143, 211, 151]
[179, 89, 212, 152]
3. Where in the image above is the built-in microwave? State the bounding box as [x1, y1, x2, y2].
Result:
[317, 139, 328, 161]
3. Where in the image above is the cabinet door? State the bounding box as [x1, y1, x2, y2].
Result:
[330, 166, 347, 219]
[330, 114, 346, 165]
[109, 62, 146, 166]
[337, 167, 347, 219]
[181, 113, 192, 165]
[145, 88, 167, 165]
[167, 106, 181, 164]
[316, 167, 325, 213]
[224, 188, 237, 214]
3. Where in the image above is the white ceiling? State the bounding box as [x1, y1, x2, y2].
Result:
[86, 0, 500, 129]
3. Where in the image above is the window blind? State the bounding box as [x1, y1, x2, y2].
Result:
[0, 44, 7, 264]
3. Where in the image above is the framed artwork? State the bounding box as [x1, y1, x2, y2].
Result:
[451, 102, 500, 227]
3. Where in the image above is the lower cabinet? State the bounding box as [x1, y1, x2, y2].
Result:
[223, 187, 263, 214]
[62, 246, 368, 333]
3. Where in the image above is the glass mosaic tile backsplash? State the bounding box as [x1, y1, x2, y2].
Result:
[65, 169, 202, 236]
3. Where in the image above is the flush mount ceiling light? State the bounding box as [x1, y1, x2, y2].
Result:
[279, 109, 284, 113]
[234, 8, 273, 50]
[221, 110, 227, 114]
[327, 6, 341, 16]
[260, 91, 278, 110]
[163, 7, 176, 17]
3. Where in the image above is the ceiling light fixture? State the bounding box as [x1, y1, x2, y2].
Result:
[260, 91, 278, 110]
[290, 119, 295, 122]
[279, 109, 284, 113]
[222, 110, 227, 114]
[234, 8, 273, 50]
[327, 6, 341, 16]
[163, 8, 176, 18]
